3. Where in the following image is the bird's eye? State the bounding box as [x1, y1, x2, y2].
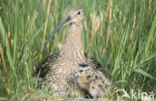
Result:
[77, 11, 81, 15]
[80, 70, 83, 72]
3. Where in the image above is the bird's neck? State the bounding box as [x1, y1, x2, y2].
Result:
[60, 23, 85, 64]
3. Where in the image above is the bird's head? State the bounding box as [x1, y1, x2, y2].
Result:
[65, 7, 85, 25]
[44, 7, 85, 50]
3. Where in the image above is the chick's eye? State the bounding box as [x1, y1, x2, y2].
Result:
[77, 11, 81, 15]
[80, 70, 83, 72]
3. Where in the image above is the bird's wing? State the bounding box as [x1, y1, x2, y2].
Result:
[85, 53, 111, 78]
[85, 53, 107, 75]
[34, 52, 59, 78]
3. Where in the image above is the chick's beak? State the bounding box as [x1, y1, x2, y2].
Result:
[44, 16, 71, 50]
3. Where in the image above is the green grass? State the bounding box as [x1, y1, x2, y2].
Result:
[0, 0, 156, 100]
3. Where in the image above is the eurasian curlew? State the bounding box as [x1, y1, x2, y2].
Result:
[35, 7, 111, 98]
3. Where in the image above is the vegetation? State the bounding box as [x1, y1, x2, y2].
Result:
[0, 0, 156, 100]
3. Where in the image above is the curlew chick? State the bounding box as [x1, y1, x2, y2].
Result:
[71, 63, 111, 99]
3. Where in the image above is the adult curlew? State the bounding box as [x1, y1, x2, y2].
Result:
[35, 7, 110, 98]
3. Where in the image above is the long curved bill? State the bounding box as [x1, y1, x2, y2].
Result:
[44, 16, 71, 50]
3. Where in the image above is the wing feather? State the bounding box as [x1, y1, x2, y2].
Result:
[34, 52, 59, 78]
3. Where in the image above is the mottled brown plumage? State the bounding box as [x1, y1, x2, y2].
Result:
[35, 7, 110, 98]
[71, 63, 111, 99]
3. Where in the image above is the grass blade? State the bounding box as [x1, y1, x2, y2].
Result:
[134, 68, 156, 80]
